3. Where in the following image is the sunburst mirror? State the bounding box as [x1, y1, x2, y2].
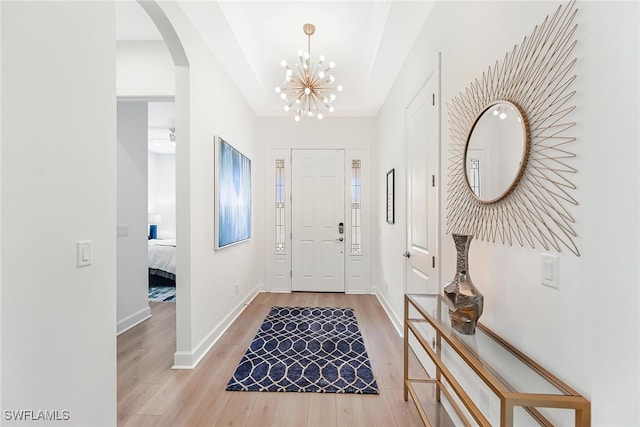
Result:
[447, 0, 580, 256]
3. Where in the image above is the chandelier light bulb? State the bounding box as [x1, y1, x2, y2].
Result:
[303, 52, 310, 60]
[317, 113, 323, 120]
[329, 61, 335, 69]
[319, 54, 325, 62]
[318, 71, 325, 78]
[297, 49, 303, 57]
[295, 99, 301, 104]
[280, 93, 287, 100]
[275, 86, 281, 93]
[304, 87, 311, 95]
[294, 115, 300, 122]
[330, 94, 336, 101]
[329, 106, 335, 113]
[280, 60, 287, 67]
[284, 105, 290, 112]
[307, 111, 313, 117]
[337, 85, 343, 92]
[329, 75, 335, 83]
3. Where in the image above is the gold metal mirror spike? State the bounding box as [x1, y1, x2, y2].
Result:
[446, 0, 580, 256]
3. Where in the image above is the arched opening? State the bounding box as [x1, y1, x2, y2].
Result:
[136, 0, 191, 370]
[115, 0, 191, 372]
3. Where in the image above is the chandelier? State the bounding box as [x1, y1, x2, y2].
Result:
[275, 23, 342, 121]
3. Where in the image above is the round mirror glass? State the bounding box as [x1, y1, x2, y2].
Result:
[464, 101, 529, 203]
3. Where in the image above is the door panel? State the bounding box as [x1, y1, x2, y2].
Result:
[292, 149, 345, 292]
[406, 66, 440, 295]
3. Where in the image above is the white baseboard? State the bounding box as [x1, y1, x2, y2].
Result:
[373, 286, 403, 337]
[172, 286, 262, 369]
[117, 305, 152, 336]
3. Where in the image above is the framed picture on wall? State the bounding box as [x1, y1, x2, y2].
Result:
[214, 136, 252, 249]
[386, 168, 395, 224]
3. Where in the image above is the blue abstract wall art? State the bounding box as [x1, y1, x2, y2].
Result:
[215, 136, 251, 249]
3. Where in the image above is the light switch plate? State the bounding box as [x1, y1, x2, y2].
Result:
[117, 224, 129, 237]
[77, 240, 92, 267]
[541, 253, 558, 289]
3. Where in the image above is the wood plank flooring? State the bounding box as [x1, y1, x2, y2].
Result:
[117, 292, 450, 426]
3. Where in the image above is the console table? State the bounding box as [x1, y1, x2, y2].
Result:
[404, 294, 590, 426]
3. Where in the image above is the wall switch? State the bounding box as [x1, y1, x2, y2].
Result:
[541, 254, 558, 289]
[77, 241, 93, 267]
[117, 224, 129, 237]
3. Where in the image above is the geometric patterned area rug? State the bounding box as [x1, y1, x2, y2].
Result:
[148, 286, 176, 302]
[225, 306, 378, 394]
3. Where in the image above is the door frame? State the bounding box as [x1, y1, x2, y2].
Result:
[265, 148, 371, 294]
[403, 53, 442, 294]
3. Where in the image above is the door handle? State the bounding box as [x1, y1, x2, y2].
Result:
[336, 237, 344, 242]
[403, 251, 411, 258]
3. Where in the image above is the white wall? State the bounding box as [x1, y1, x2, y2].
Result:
[148, 152, 176, 237]
[117, 101, 151, 335]
[257, 117, 377, 150]
[375, 1, 639, 425]
[156, 2, 263, 368]
[1, 2, 116, 425]
[117, 40, 174, 98]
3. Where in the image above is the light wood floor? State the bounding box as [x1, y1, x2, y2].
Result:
[117, 292, 451, 426]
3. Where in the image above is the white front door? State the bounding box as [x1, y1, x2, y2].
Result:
[405, 63, 440, 294]
[291, 149, 345, 292]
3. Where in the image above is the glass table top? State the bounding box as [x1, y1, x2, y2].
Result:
[407, 294, 575, 397]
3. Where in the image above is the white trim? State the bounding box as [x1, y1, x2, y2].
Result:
[172, 286, 262, 369]
[116, 305, 152, 336]
[117, 87, 175, 98]
[373, 286, 403, 337]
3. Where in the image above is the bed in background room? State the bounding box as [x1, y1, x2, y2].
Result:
[148, 238, 176, 287]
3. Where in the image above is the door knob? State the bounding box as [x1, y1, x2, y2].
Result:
[336, 237, 344, 242]
[403, 251, 411, 258]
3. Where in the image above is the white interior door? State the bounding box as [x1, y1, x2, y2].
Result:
[291, 149, 345, 292]
[405, 64, 440, 294]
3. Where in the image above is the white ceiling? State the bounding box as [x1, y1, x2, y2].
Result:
[147, 102, 176, 154]
[116, 1, 435, 118]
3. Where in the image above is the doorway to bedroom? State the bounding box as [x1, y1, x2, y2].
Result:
[147, 101, 177, 303]
[116, 99, 177, 335]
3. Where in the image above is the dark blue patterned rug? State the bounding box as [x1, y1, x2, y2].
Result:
[226, 306, 378, 394]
